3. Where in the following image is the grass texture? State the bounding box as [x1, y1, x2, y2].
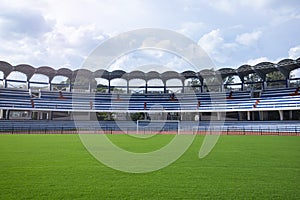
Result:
[0, 134, 299, 199]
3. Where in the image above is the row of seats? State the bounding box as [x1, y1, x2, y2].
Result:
[0, 88, 299, 111]
[260, 87, 300, 98]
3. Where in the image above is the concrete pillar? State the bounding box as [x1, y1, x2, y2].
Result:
[199, 112, 202, 121]
[0, 109, 3, 119]
[252, 112, 255, 121]
[247, 111, 251, 121]
[286, 78, 290, 88]
[259, 111, 264, 121]
[27, 80, 30, 89]
[289, 111, 293, 120]
[6, 110, 10, 120]
[279, 110, 284, 121]
[145, 82, 148, 94]
[108, 80, 111, 93]
[4, 78, 7, 88]
[49, 111, 53, 120]
[127, 80, 129, 94]
[217, 112, 221, 120]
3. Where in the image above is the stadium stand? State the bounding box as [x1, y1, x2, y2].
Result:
[0, 58, 299, 132]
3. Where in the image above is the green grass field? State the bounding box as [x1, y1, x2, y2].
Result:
[0, 134, 299, 199]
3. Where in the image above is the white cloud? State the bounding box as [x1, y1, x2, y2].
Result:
[288, 45, 300, 59]
[245, 56, 286, 66]
[207, 0, 235, 14]
[177, 22, 206, 39]
[246, 57, 269, 66]
[198, 29, 238, 64]
[236, 31, 262, 46]
[0, 0, 299, 70]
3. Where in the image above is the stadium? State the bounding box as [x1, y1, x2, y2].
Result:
[0, 58, 300, 134]
[1, 56, 300, 198]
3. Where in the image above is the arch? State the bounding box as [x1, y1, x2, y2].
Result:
[51, 75, 70, 91]
[93, 69, 110, 80]
[236, 64, 254, 79]
[56, 68, 73, 80]
[0, 61, 13, 77]
[146, 71, 161, 81]
[110, 78, 127, 93]
[110, 70, 127, 80]
[0, 71, 4, 87]
[128, 79, 146, 94]
[95, 77, 109, 93]
[181, 70, 200, 93]
[36, 66, 56, 82]
[29, 73, 50, 90]
[6, 71, 27, 88]
[127, 70, 145, 81]
[161, 71, 181, 82]
[217, 68, 237, 80]
[14, 64, 36, 80]
[146, 71, 164, 93]
[166, 78, 183, 93]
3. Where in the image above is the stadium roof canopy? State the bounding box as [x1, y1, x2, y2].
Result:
[0, 57, 299, 83]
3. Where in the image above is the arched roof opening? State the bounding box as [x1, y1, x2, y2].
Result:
[95, 77, 109, 93]
[127, 70, 145, 81]
[30, 73, 49, 83]
[161, 71, 181, 82]
[6, 71, 27, 88]
[236, 64, 254, 80]
[166, 78, 183, 93]
[110, 70, 127, 80]
[29, 74, 50, 90]
[52, 75, 69, 84]
[14, 64, 36, 80]
[146, 71, 161, 81]
[110, 78, 127, 93]
[93, 69, 110, 80]
[36, 66, 56, 81]
[0, 71, 3, 79]
[0, 61, 13, 77]
[56, 68, 73, 80]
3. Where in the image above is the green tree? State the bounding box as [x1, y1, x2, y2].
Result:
[244, 73, 262, 90]
[266, 71, 286, 87]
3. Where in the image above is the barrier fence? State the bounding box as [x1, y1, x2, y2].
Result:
[0, 125, 299, 136]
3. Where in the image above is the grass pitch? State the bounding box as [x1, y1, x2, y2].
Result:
[0, 134, 299, 199]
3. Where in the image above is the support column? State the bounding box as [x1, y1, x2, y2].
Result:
[241, 80, 244, 91]
[145, 82, 148, 94]
[259, 111, 264, 121]
[217, 112, 221, 120]
[127, 80, 129, 94]
[108, 80, 111, 93]
[286, 78, 290, 88]
[279, 110, 284, 121]
[0, 109, 3, 119]
[289, 110, 293, 120]
[6, 110, 10, 120]
[247, 111, 251, 121]
[27, 80, 30, 89]
[4, 77, 7, 88]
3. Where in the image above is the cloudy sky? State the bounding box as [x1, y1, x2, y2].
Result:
[0, 0, 300, 73]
